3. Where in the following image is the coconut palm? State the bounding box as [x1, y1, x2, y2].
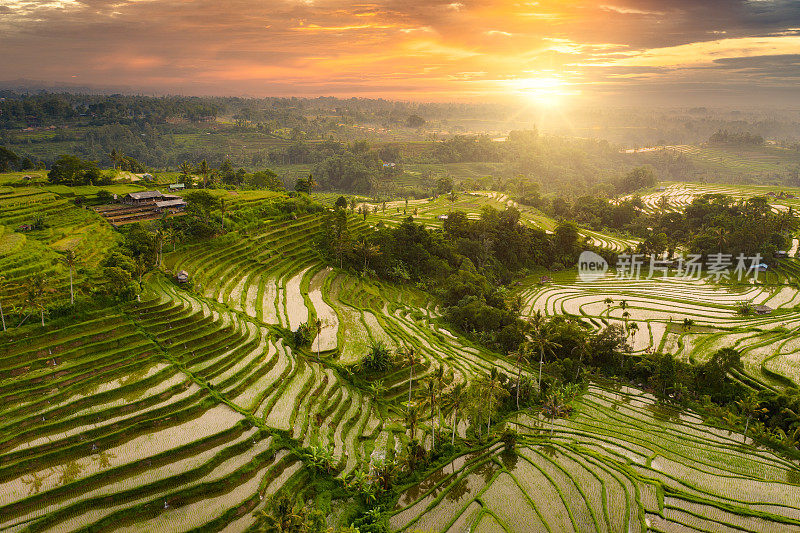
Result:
[0, 275, 7, 332]
[61, 248, 78, 306]
[479, 367, 508, 434]
[512, 343, 532, 410]
[528, 311, 561, 390]
[178, 161, 192, 182]
[108, 149, 124, 171]
[354, 237, 380, 271]
[713, 226, 728, 252]
[314, 317, 325, 358]
[658, 195, 669, 214]
[444, 381, 467, 445]
[21, 273, 48, 327]
[737, 394, 765, 443]
[196, 160, 212, 188]
[404, 402, 421, 441]
[219, 198, 227, 231]
[572, 338, 588, 382]
[783, 408, 800, 446]
[628, 321, 639, 343]
[425, 379, 437, 449]
[405, 347, 417, 404]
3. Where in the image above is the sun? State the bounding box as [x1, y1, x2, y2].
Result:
[508, 76, 572, 107]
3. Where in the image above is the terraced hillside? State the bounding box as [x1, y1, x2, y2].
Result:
[0, 185, 116, 307]
[0, 301, 303, 533]
[161, 210, 518, 425]
[392, 384, 800, 533]
[519, 269, 800, 390]
[619, 182, 800, 225]
[363, 191, 638, 253]
[671, 144, 800, 175]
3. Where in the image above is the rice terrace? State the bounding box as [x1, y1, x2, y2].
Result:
[3, 2, 800, 531]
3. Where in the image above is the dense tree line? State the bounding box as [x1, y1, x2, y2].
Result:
[708, 130, 764, 146]
[317, 205, 612, 352]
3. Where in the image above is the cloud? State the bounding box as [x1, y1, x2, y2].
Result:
[0, 0, 799, 103]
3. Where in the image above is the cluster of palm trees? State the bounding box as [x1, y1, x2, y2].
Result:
[179, 159, 213, 188]
[0, 247, 83, 332]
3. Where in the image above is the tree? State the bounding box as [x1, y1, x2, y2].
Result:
[406, 114, 426, 128]
[528, 311, 561, 390]
[219, 198, 227, 231]
[476, 367, 508, 434]
[354, 236, 380, 271]
[22, 273, 48, 327]
[737, 394, 766, 444]
[195, 159, 212, 188]
[48, 155, 104, 186]
[178, 161, 192, 182]
[0, 146, 19, 172]
[405, 347, 417, 404]
[61, 249, 78, 306]
[512, 343, 532, 410]
[426, 379, 437, 449]
[404, 402, 421, 441]
[294, 174, 317, 194]
[0, 275, 7, 332]
[108, 148, 123, 170]
[335, 196, 348, 210]
[444, 382, 467, 445]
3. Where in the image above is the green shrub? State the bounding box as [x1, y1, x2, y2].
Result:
[363, 341, 393, 372]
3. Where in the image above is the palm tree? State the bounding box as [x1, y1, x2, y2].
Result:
[178, 161, 192, 182]
[737, 395, 764, 443]
[404, 402, 421, 441]
[196, 160, 212, 188]
[314, 317, 324, 358]
[528, 311, 561, 390]
[426, 379, 437, 449]
[61, 249, 78, 306]
[0, 275, 7, 332]
[134, 257, 147, 287]
[782, 408, 800, 446]
[572, 338, 588, 382]
[604, 297, 613, 317]
[658, 195, 669, 214]
[108, 149, 124, 170]
[713, 226, 728, 252]
[21, 273, 48, 327]
[512, 343, 532, 410]
[483, 367, 508, 434]
[354, 237, 380, 271]
[405, 347, 417, 404]
[628, 320, 638, 343]
[162, 227, 176, 252]
[445, 382, 467, 445]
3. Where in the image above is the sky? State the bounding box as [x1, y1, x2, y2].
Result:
[1, 0, 799, 105]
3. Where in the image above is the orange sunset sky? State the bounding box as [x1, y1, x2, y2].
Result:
[1, 0, 799, 104]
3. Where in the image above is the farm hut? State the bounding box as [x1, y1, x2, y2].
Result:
[176, 270, 190, 283]
[757, 263, 769, 273]
[775, 251, 788, 258]
[123, 190, 163, 205]
[437, 214, 448, 220]
[755, 305, 773, 315]
[154, 198, 187, 213]
[169, 183, 185, 191]
[17, 224, 33, 232]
